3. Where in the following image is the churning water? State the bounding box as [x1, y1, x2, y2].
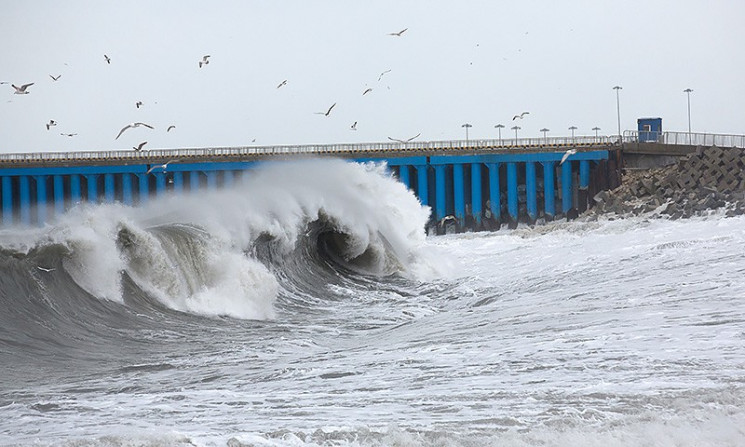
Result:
[1, 159, 744, 446]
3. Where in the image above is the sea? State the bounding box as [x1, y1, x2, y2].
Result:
[1, 159, 744, 446]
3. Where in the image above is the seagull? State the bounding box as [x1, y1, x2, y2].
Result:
[12, 83, 34, 94]
[199, 55, 210, 68]
[362, 87, 372, 95]
[560, 148, 577, 165]
[388, 133, 421, 143]
[146, 160, 178, 174]
[60, 133, 77, 137]
[512, 111, 529, 120]
[45, 120, 57, 130]
[350, 121, 357, 131]
[276, 79, 287, 89]
[378, 69, 391, 81]
[49, 74, 61, 81]
[314, 103, 336, 116]
[37, 266, 55, 272]
[104, 54, 111, 64]
[166, 125, 176, 132]
[133, 141, 147, 151]
[115, 122, 154, 140]
[388, 28, 408, 36]
[135, 101, 143, 108]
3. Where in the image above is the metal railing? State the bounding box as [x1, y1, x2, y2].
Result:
[623, 130, 745, 148]
[0, 135, 616, 164]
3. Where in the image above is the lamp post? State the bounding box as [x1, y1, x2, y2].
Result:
[511, 125, 520, 141]
[592, 126, 601, 139]
[569, 125, 577, 139]
[613, 85, 622, 143]
[462, 123, 472, 144]
[540, 128, 549, 144]
[684, 88, 693, 144]
[494, 124, 505, 145]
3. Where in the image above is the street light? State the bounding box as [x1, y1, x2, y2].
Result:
[462, 123, 472, 143]
[592, 126, 601, 139]
[569, 125, 578, 139]
[494, 124, 505, 145]
[511, 125, 521, 141]
[540, 128, 549, 144]
[684, 88, 693, 144]
[613, 85, 622, 143]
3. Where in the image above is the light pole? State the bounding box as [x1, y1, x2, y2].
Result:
[613, 85, 622, 143]
[592, 126, 601, 139]
[511, 125, 520, 141]
[684, 88, 693, 144]
[540, 128, 549, 144]
[462, 123, 472, 144]
[569, 125, 577, 139]
[494, 124, 505, 145]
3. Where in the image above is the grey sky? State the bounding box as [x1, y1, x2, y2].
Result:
[2, 0, 744, 153]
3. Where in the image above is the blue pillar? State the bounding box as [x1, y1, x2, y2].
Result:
[173, 172, 184, 194]
[122, 174, 133, 205]
[206, 171, 217, 190]
[543, 161, 556, 219]
[138, 174, 149, 204]
[2, 176, 12, 226]
[86, 175, 98, 204]
[399, 165, 410, 189]
[415, 165, 428, 206]
[579, 160, 590, 189]
[507, 162, 518, 223]
[486, 163, 501, 221]
[223, 170, 234, 188]
[35, 176, 47, 226]
[453, 163, 465, 225]
[190, 171, 201, 192]
[54, 175, 65, 216]
[155, 173, 166, 196]
[104, 174, 115, 203]
[434, 165, 446, 221]
[471, 163, 482, 226]
[525, 162, 537, 222]
[70, 175, 81, 205]
[19, 176, 31, 225]
[562, 160, 573, 213]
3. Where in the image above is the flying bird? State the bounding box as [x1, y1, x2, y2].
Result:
[388, 133, 421, 143]
[45, 120, 57, 130]
[378, 69, 391, 81]
[104, 54, 111, 64]
[560, 148, 577, 165]
[362, 88, 372, 95]
[388, 28, 408, 36]
[167, 125, 176, 132]
[37, 266, 55, 272]
[314, 103, 336, 116]
[60, 133, 77, 137]
[512, 112, 530, 120]
[115, 122, 154, 140]
[135, 101, 143, 109]
[49, 74, 61, 81]
[12, 83, 34, 94]
[133, 141, 147, 151]
[350, 121, 357, 131]
[276, 79, 287, 89]
[199, 55, 210, 68]
[146, 160, 178, 174]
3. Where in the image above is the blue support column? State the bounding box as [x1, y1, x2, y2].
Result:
[525, 162, 537, 222]
[507, 162, 518, 224]
[206, 171, 217, 190]
[19, 176, 31, 225]
[579, 160, 590, 189]
[486, 163, 501, 222]
[223, 170, 234, 188]
[471, 163, 482, 227]
[35, 176, 47, 226]
[398, 165, 410, 189]
[104, 173, 115, 203]
[415, 165, 428, 206]
[70, 175, 81, 205]
[122, 174, 133, 205]
[543, 161, 556, 219]
[561, 160, 573, 213]
[453, 163, 465, 226]
[434, 165, 446, 221]
[86, 174, 98, 204]
[190, 171, 201, 192]
[138, 174, 149, 204]
[155, 173, 166, 196]
[54, 175, 64, 216]
[2, 176, 12, 226]
[173, 172, 184, 194]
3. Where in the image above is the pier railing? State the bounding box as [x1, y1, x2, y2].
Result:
[624, 130, 745, 148]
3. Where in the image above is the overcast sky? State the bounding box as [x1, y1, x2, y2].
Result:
[1, 0, 744, 154]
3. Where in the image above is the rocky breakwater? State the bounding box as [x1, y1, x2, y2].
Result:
[591, 146, 745, 219]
